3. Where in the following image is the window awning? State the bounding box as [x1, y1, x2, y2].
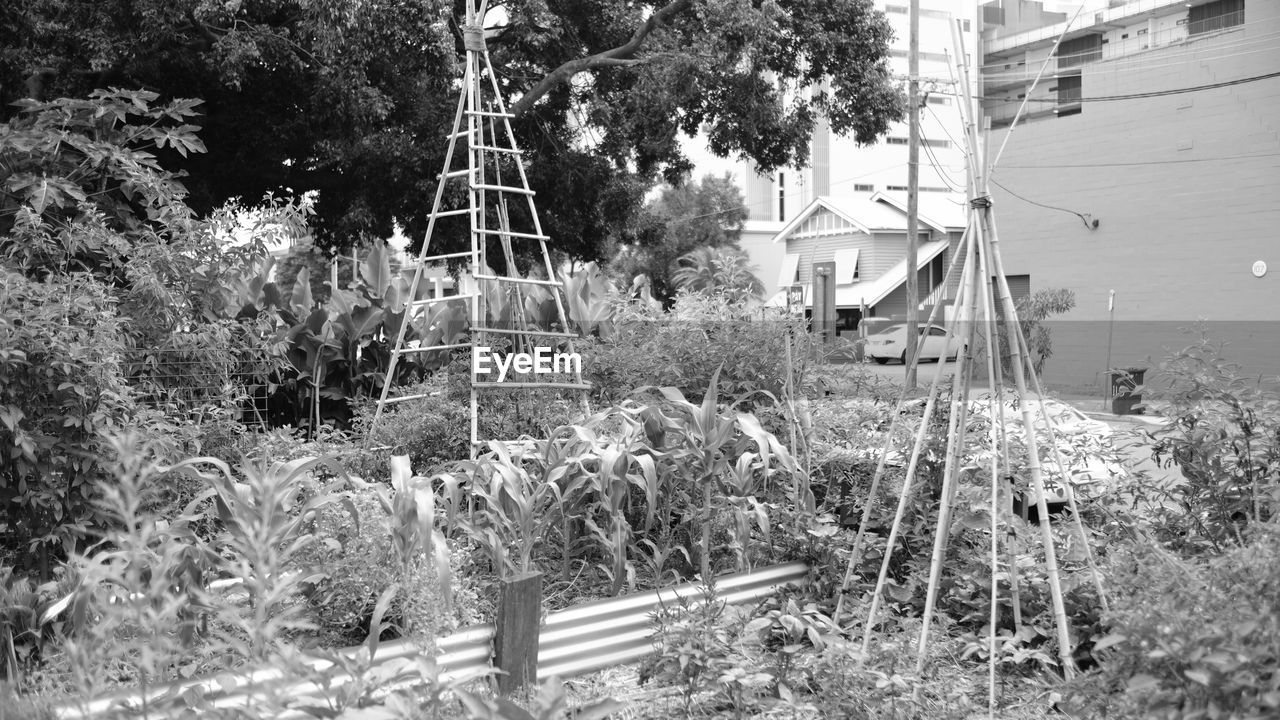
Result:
[836, 240, 948, 308]
[834, 248, 860, 284]
[777, 253, 801, 288]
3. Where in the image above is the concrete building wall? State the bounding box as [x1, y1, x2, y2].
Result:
[984, 1, 1280, 389]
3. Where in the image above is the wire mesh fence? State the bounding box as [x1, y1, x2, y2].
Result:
[121, 346, 280, 431]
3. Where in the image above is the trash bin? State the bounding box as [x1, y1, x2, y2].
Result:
[1109, 367, 1146, 415]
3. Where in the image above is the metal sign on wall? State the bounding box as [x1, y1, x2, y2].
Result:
[787, 284, 806, 316]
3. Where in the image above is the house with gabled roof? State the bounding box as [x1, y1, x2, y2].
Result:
[766, 192, 982, 334]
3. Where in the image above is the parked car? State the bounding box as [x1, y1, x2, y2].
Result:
[865, 323, 961, 364]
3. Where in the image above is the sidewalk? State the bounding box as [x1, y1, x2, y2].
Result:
[1051, 392, 1184, 488]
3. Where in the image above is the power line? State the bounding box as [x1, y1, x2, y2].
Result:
[919, 132, 966, 193]
[997, 150, 1280, 169]
[991, 178, 1097, 230]
[978, 69, 1280, 103]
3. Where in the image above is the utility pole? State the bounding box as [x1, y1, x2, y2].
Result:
[905, 0, 920, 390]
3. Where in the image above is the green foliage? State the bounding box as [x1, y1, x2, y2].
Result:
[0, 271, 137, 566]
[611, 174, 751, 302]
[642, 581, 753, 714]
[428, 377, 799, 601]
[1143, 333, 1279, 553]
[579, 292, 809, 409]
[21, 437, 476, 719]
[2, 0, 901, 259]
[1063, 530, 1280, 719]
[290, 485, 444, 643]
[455, 677, 621, 720]
[994, 287, 1076, 378]
[671, 246, 765, 300]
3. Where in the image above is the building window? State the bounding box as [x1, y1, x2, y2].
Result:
[1056, 75, 1082, 104]
[1190, 0, 1245, 35]
[854, 184, 874, 192]
[890, 50, 952, 63]
[1058, 34, 1103, 69]
[887, 137, 950, 149]
[778, 172, 786, 221]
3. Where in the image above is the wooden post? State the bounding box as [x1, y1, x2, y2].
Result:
[494, 571, 542, 695]
[904, 0, 920, 391]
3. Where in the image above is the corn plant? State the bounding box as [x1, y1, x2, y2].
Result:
[445, 443, 571, 579]
[365, 455, 453, 610]
[630, 366, 797, 578]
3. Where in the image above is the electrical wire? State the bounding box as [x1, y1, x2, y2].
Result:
[996, 150, 1280, 169]
[919, 131, 967, 193]
[979, 69, 1280, 104]
[991, 178, 1096, 230]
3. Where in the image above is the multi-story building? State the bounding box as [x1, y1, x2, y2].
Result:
[978, 0, 1280, 388]
[685, 0, 979, 302]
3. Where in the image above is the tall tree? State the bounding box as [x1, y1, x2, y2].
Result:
[611, 173, 749, 302]
[1, 0, 902, 260]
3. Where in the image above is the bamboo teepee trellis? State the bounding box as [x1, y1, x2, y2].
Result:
[836, 19, 1109, 717]
[366, 0, 590, 457]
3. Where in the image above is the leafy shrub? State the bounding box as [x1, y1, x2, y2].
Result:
[0, 271, 137, 572]
[992, 287, 1076, 378]
[641, 581, 757, 714]
[1063, 528, 1280, 718]
[291, 483, 462, 643]
[579, 290, 808, 408]
[351, 379, 473, 473]
[1143, 333, 1279, 553]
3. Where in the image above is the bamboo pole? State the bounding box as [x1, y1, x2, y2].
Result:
[912, 211, 983, 697]
[1017, 329, 1110, 614]
[979, 210, 1077, 677]
[468, 0, 484, 459]
[956, 21, 1076, 678]
[975, 214, 1003, 718]
[857, 250, 977, 662]
[833, 228, 973, 623]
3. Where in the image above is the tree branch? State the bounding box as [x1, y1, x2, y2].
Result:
[508, 0, 693, 117]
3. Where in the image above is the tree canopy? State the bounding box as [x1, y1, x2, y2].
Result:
[612, 173, 750, 302]
[1, 0, 902, 260]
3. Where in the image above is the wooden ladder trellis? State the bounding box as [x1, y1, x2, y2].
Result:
[367, 0, 589, 458]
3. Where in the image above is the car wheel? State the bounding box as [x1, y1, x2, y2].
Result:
[900, 350, 907, 365]
[873, 357, 888, 365]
